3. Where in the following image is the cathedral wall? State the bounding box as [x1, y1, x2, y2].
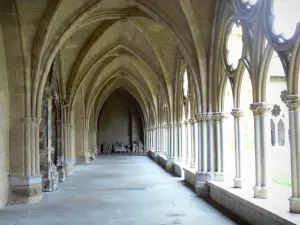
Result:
[0, 24, 9, 208]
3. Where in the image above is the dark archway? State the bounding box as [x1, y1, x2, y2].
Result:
[97, 88, 144, 154]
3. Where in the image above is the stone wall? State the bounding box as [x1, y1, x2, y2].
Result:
[98, 90, 143, 147]
[0, 25, 9, 208]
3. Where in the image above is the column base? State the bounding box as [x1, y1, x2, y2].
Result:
[195, 172, 210, 196]
[89, 153, 96, 160]
[206, 172, 214, 181]
[166, 158, 175, 173]
[42, 173, 59, 192]
[190, 162, 196, 169]
[64, 160, 74, 176]
[8, 176, 42, 205]
[176, 157, 183, 163]
[76, 153, 90, 164]
[289, 197, 300, 213]
[234, 178, 242, 188]
[214, 172, 224, 182]
[253, 185, 267, 199]
[58, 166, 67, 182]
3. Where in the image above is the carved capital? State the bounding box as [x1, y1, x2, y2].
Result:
[177, 121, 183, 126]
[231, 108, 244, 118]
[195, 113, 202, 122]
[213, 112, 229, 121]
[284, 95, 300, 111]
[183, 120, 189, 125]
[250, 103, 272, 116]
[189, 118, 196, 125]
[22, 117, 32, 124]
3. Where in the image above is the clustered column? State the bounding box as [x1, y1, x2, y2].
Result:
[285, 95, 300, 213]
[177, 121, 183, 162]
[213, 113, 227, 182]
[250, 102, 272, 199]
[231, 109, 244, 188]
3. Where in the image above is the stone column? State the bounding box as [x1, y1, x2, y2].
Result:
[250, 102, 272, 199]
[41, 98, 59, 192]
[89, 129, 97, 160]
[195, 113, 209, 196]
[63, 123, 73, 176]
[166, 123, 175, 172]
[213, 113, 228, 182]
[155, 125, 159, 152]
[195, 114, 202, 171]
[206, 113, 214, 181]
[285, 95, 300, 213]
[189, 118, 196, 168]
[177, 121, 183, 162]
[231, 109, 244, 188]
[186, 120, 191, 166]
[56, 120, 66, 182]
[183, 120, 189, 165]
[174, 122, 178, 159]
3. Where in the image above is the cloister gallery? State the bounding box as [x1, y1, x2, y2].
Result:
[0, 0, 300, 224]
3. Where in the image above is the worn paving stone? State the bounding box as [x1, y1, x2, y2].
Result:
[0, 156, 246, 225]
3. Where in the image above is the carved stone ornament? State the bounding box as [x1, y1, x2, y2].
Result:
[231, 109, 244, 118]
[271, 104, 281, 117]
[284, 95, 300, 111]
[250, 103, 272, 116]
[216, 112, 230, 121]
[177, 121, 183, 126]
[195, 113, 202, 122]
[189, 118, 196, 125]
[280, 90, 288, 103]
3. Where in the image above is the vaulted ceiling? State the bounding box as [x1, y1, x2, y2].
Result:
[28, 0, 215, 123]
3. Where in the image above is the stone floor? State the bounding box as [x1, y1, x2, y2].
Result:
[0, 156, 248, 225]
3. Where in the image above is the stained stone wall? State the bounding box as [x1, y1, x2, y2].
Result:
[98, 90, 143, 147]
[0, 24, 9, 208]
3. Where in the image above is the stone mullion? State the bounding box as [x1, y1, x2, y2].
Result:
[250, 103, 272, 199]
[231, 109, 244, 188]
[284, 95, 300, 213]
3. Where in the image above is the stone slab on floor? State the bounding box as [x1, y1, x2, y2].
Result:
[0, 156, 247, 225]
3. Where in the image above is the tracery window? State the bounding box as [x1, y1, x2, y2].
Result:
[272, 0, 300, 39]
[226, 23, 243, 70]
